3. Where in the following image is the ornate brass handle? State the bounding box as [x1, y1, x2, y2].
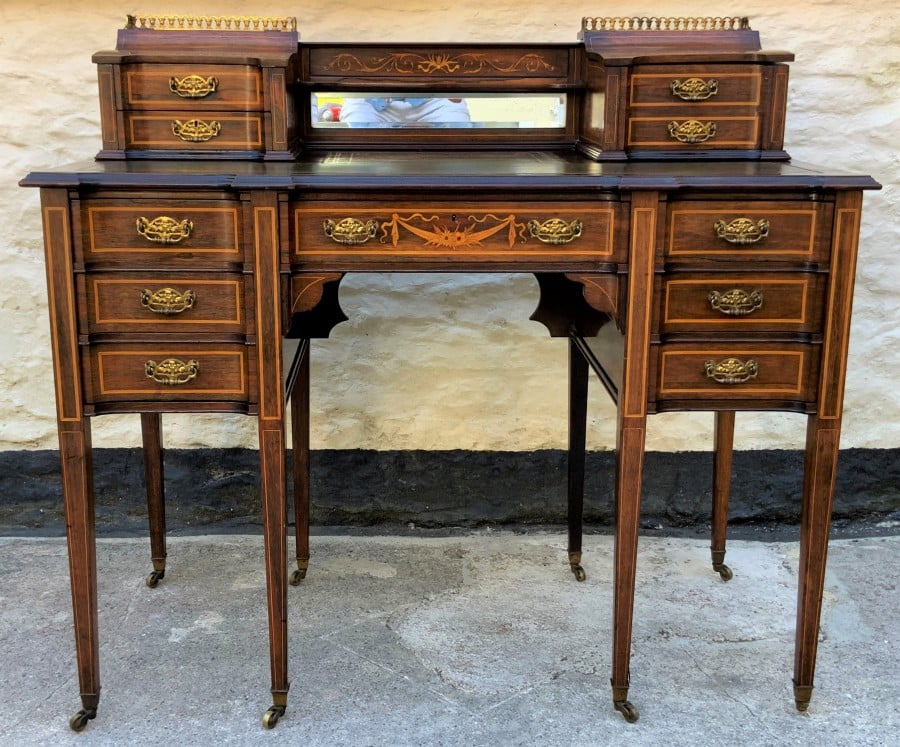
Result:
[136, 216, 194, 244]
[172, 118, 221, 142]
[145, 358, 200, 386]
[668, 120, 716, 143]
[714, 217, 770, 245]
[527, 218, 583, 245]
[705, 357, 758, 385]
[323, 218, 379, 245]
[670, 78, 719, 101]
[140, 287, 196, 315]
[708, 289, 763, 317]
[169, 75, 219, 98]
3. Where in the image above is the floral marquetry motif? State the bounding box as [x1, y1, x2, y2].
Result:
[322, 52, 559, 76]
[380, 213, 528, 248]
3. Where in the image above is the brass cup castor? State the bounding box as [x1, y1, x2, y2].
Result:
[614, 699, 639, 723]
[568, 551, 586, 582]
[290, 558, 310, 586]
[262, 705, 286, 729]
[69, 708, 97, 732]
[712, 562, 733, 582]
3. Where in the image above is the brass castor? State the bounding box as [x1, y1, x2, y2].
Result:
[614, 699, 639, 723]
[713, 562, 733, 582]
[69, 708, 96, 732]
[145, 569, 166, 588]
[794, 683, 813, 713]
[568, 551, 586, 582]
[262, 705, 286, 729]
[289, 569, 305, 586]
[290, 559, 309, 586]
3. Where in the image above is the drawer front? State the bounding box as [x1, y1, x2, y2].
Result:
[124, 113, 264, 151]
[660, 273, 825, 333]
[630, 65, 762, 107]
[654, 343, 819, 402]
[627, 116, 759, 149]
[123, 64, 264, 111]
[84, 344, 250, 403]
[84, 273, 246, 334]
[292, 202, 622, 265]
[665, 200, 832, 262]
[82, 199, 242, 264]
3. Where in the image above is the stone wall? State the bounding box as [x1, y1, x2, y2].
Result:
[2, 1, 897, 453]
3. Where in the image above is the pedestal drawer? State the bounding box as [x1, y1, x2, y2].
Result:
[665, 200, 833, 262]
[653, 342, 820, 404]
[659, 272, 825, 333]
[83, 343, 250, 404]
[81, 197, 242, 264]
[83, 273, 247, 334]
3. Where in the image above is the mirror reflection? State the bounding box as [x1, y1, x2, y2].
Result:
[311, 93, 567, 129]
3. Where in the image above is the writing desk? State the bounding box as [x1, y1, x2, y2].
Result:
[22, 152, 879, 726]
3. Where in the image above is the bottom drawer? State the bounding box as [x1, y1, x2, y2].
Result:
[653, 342, 820, 405]
[83, 343, 251, 404]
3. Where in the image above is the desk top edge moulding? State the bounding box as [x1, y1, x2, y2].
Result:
[18, 11, 882, 734]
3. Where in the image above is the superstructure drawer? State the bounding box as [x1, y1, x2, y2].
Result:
[627, 116, 759, 150]
[123, 113, 264, 152]
[122, 63, 264, 111]
[630, 64, 762, 107]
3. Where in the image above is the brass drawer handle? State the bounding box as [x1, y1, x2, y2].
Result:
[705, 357, 758, 384]
[172, 118, 221, 142]
[668, 120, 716, 143]
[714, 217, 770, 245]
[140, 287, 196, 315]
[323, 217, 379, 245]
[136, 216, 194, 244]
[670, 78, 719, 101]
[145, 358, 200, 386]
[708, 289, 763, 317]
[527, 218, 583, 245]
[169, 75, 219, 98]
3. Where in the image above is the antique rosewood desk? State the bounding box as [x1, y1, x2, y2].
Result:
[21, 15, 880, 731]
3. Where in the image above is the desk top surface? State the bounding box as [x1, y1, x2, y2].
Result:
[21, 151, 880, 192]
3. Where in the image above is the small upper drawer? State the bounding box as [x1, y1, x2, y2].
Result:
[80, 197, 243, 265]
[82, 272, 247, 335]
[659, 272, 825, 334]
[123, 113, 264, 152]
[627, 116, 759, 150]
[630, 65, 762, 107]
[122, 64, 264, 111]
[665, 200, 833, 263]
[653, 342, 819, 405]
[291, 201, 623, 266]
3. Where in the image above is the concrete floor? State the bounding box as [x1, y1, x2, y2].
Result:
[0, 531, 897, 746]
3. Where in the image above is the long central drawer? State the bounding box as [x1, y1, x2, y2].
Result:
[291, 201, 625, 267]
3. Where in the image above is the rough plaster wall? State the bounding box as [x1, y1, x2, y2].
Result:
[1, 1, 897, 452]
